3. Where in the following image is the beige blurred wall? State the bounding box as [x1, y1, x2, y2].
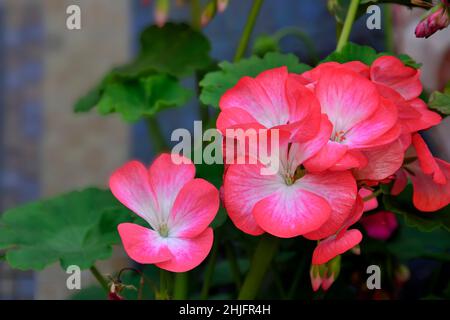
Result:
[37, 0, 131, 299]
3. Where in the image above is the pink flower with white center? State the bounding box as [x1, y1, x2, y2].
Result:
[360, 211, 398, 241]
[392, 133, 450, 212]
[302, 66, 401, 172]
[110, 154, 220, 272]
[223, 124, 357, 238]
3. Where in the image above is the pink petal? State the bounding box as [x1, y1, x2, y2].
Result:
[412, 133, 446, 184]
[343, 61, 370, 78]
[168, 179, 220, 238]
[219, 67, 290, 128]
[285, 74, 322, 124]
[301, 171, 357, 240]
[289, 115, 337, 170]
[337, 195, 364, 238]
[216, 107, 261, 133]
[148, 154, 196, 221]
[370, 56, 422, 100]
[400, 98, 441, 133]
[252, 186, 331, 238]
[391, 169, 408, 196]
[358, 188, 379, 212]
[315, 67, 380, 134]
[344, 98, 399, 149]
[223, 163, 283, 235]
[303, 141, 348, 172]
[409, 160, 450, 212]
[312, 229, 362, 265]
[156, 228, 214, 272]
[329, 150, 368, 171]
[353, 140, 404, 181]
[360, 211, 398, 240]
[110, 161, 159, 228]
[118, 223, 172, 264]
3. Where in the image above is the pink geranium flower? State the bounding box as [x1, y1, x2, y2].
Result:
[110, 154, 220, 272]
[360, 211, 398, 241]
[301, 65, 401, 172]
[392, 133, 450, 212]
[223, 126, 357, 238]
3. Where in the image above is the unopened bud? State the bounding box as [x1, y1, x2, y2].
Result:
[351, 244, 361, 255]
[155, 0, 169, 27]
[415, 3, 450, 38]
[310, 255, 341, 292]
[217, 0, 229, 13]
[201, 1, 217, 27]
[395, 264, 411, 284]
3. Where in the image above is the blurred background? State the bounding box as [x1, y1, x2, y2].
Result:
[0, 0, 448, 299]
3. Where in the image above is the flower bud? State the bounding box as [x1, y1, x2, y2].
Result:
[108, 282, 124, 300]
[201, 1, 217, 27]
[217, 0, 229, 13]
[310, 255, 341, 292]
[394, 264, 411, 285]
[155, 0, 169, 27]
[360, 211, 398, 241]
[415, 3, 450, 38]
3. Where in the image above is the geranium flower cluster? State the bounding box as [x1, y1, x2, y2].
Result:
[217, 56, 449, 265]
[109, 55, 449, 275]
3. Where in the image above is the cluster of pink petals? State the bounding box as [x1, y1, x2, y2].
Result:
[110, 154, 219, 272]
[218, 55, 449, 266]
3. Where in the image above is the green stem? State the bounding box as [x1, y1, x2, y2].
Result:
[200, 235, 220, 299]
[234, 0, 265, 62]
[238, 234, 280, 300]
[146, 116, 168, 153]
[191, 0, 202, 30]
[173, 273, 188, 300]
[89, 265, 108, 292]
[363, 188, 382, 202]
[196, 72, 210, 124]
[273, 27, 319, 64]
[158, 269, 172, 300]
[336, 21, 343, 41]
[336, 0, 360, 51]
[138, 275, 145, 300]
[383, 4, 394, 53]
[287, 256, 306, 299]
[225, 241, 242, 290]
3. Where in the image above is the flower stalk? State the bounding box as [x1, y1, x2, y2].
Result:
[234, 0, 265, 62]
[336, 0, 360, 51]
[238, 234, 280, 300]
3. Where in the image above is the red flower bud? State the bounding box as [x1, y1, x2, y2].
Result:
[415, 3, 450, 38]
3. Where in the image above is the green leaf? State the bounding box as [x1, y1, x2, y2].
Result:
[323, 42, 422, 68]
[383, 184, 450, 232]
[0, 188, 134, 271]
[96, 74, 192, 122]
[74, 86, 102, 113]
[429, 82, 450, 115]
[388, 219, 450, 262]
[199, 52, 311, 108]
[252, 34, 280, 57]
[115, 23, 212, 78]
